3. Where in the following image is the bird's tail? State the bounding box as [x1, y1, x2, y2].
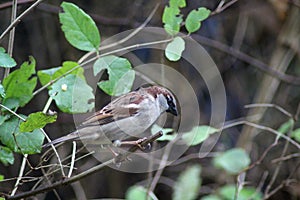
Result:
[42, 131, 79, 148]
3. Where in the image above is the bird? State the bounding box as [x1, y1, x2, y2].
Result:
[43, 85, 178, 148]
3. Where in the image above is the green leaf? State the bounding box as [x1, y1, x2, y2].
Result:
[292, 128, 300, 142]
[38, 61, 84, 86]
[213, 148, 250, 175]
[0, 83, 5, 98]
[0, 116, 44, 154]
[20, 112, 57, 133]
[162, 6, 183, 35]
[277, 119, 294, 134]
[170, 0, 186, 8]
[59, 2, 100, 51]
[201, 195, 221, 200]
[182, 125, 218, 146]
[49, 74, 94, 113]
[0, 47, 16, 68]
[0, 146, 14, 165]
[185, 8, 211, 33]
[219, 185, 262, 200]
[173, 165, 202, 200]
[94, 55, 135, 96]
[0, 174, 3, 180]
[0, 115, 10, 126]
[151, 124, 175, 141]
[2, 56, 37, 108]
[165, 37, 185, 61]
[125, 186, 156, 200]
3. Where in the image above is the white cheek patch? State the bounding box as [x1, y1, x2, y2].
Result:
[122, 104, 140, 109]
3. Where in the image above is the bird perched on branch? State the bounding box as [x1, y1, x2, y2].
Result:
[43, 85, 178, 148]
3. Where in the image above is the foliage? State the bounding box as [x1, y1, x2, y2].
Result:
[20, 112, 57, 132]
[1, 0, 297, 199]
[0, 47, 16, 68]
[173, 165, 202, 200]
[165, 36, 185, 61]
[213, 148, 250, 175]
[2, 56, 37, 108]
[125, 186, 157, 200]
[0, 115, 44, 154]
[185, 8, 210, 34]
[59, 2, 100, 52]
[93, 55, 135, 96]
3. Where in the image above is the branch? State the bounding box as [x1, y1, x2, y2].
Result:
[192, 35, 300, 85]
[0, 0, 44, 42]
[211, 0, 239, 15]
[0, 0, 35, 10]
[5, 132, 163, 200]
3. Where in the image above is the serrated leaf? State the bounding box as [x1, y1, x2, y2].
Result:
[182, 125, 218, 146]
[165, 37, 185, 61]
[2, 56, 37, 108]
[49, 74, 94, 113]
[151, 124, 175, 141]
[38, 61, 84, 86]
[59, 2, 100, 51]
[162, 6, 183, 35]
[213, 148, 250, 175]
[0, 116, 44, 154]
[0, 47, 16, 68]
[94, 55, 135, 96]
[173, 165, 202, 200]
[20, 112, 57, 132]
[0, 146, 14, 165]
[125, 186, 157, 200]
[170, 0, 186, 8]
[0, 83, 5, 98]
[219, 185, 262, 200]
[185, 7, 211, 33]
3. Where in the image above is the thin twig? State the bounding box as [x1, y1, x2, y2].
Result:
[33, 37, 174, 96]
[68, 142, 76, 178]
[221, 120, 300, 149]
[192, 35, 300, 85]
[10, 154, 28, 196]
[0, 0, 35, 10]
[272, 153, 300, 163]
[244, 103, 293, 119]
[0, 104, 25, 120]
[4, 0, 17, 79]
[211, 0, 238, 15]
[264, 120, 294, 198]
[0, 0, 44, 42]
[148, 134, 176, 194]
[6, 132, 163, 200]
[40, 129, 66, 177]
[78, 3, 160, 64]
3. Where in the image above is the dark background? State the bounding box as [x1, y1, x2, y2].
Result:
[1, 0, 300, 199]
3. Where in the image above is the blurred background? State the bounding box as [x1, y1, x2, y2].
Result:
[1, 0, 300, 199]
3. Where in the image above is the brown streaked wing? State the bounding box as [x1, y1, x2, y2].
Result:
[80, 91, 144, 127]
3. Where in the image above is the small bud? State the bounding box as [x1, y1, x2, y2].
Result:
[61, 84, 68, 91]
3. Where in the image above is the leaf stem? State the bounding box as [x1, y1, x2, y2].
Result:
[4, 0, 17, 79]
[0, 104, 25, 121]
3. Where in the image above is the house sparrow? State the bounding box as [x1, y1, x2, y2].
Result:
[43, 86, 178, 147]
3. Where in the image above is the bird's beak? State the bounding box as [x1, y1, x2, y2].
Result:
[167, 106, 178, 116]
